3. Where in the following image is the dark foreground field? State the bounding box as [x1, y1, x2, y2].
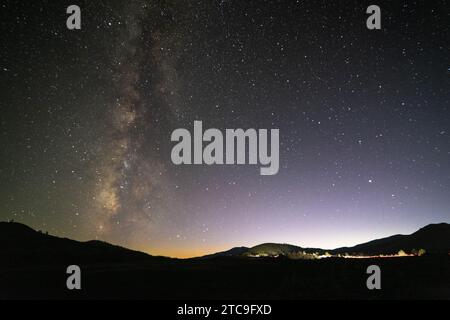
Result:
[1, 255, 449, 300]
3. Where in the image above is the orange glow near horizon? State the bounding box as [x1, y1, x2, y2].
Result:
[137, 245, 228, 259]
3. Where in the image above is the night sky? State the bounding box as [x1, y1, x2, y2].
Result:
[1, 0, 449, 258]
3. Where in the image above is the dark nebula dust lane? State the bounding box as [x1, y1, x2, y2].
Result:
[1, 0, 449, 257]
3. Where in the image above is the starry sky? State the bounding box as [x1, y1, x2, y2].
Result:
[1, 0, 449, 258]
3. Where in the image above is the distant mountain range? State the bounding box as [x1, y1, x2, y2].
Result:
[200, 223, 450, 259]
[1, 221, 449, 267]
[332, 223, 450, 255]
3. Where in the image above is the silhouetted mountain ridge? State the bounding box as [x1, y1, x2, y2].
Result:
[0, 221, 168, 267]
[202, 223, 450, 258]
[333, 222, 450, 255]
[200, 246, 250, 259]
[1, 221, 449, 266]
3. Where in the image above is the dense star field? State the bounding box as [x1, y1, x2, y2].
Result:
[1, 0, 449, 258]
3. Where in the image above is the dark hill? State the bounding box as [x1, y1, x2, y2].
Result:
[332, 223, 450, 255]
[242, 243, 326, 257]
[244, 243, 302, 256]
[199, 223, 450, 258]
[0, 221, 166, 267]
[200, 246, 249, 259]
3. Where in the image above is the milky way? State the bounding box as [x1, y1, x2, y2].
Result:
[88, 1, 189, 247]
